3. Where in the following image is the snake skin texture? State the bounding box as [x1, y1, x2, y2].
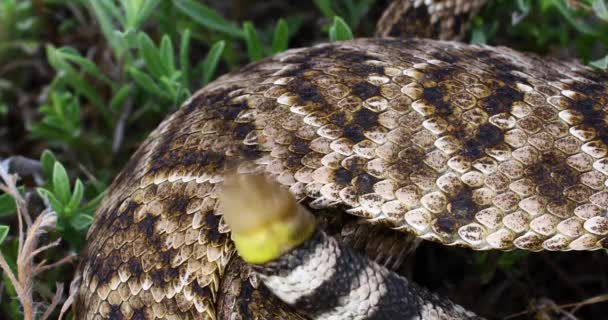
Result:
[375, 0, 487, 39]
[256, 229, 481, 319]
[76, 37, 608, 319]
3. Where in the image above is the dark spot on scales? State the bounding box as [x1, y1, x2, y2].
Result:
[329, 111, 348, 126]
[430, 51, 458, 64]
[192, 280, 213, 298]
[343, 124, 366, 142]
[233, 123, 255, 140]
[354, 173, 379, 194]
[291, 137, 311, 154]
[168, 197, 189, 213]
[132, 308, 146, 320]
[222, 101, 248, 121]
[424, 66, 459, 83]
[434, 216, 457, 235]
[450, 187, 478, 221]
[94, 253, 121, 285]
[565, 82, 608, 145]
[128, 258, 143, 277]
[138, 215, 162, 249]
[422, 87, 452, 116]
[352, 82, 380, 100]
[240, 144, 262, 160]
[350, 64, 385, 77]
[526, 152, 579, 205]
[108, 305, 123, 320]
[461, 124, 504, 159]
[334, 168, 354, 186]
[353, 108, 379, 129]
[480, 86, 524, 115]
[151, 269, 165, 287]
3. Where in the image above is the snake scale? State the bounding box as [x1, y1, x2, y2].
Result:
[75, 1, 608, 319]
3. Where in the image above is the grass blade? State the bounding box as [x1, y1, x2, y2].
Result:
[272, 19, 289, 54]
[243, 22, 264, 62]
[329, 16, 353, 41]
[174, 0, 244, 38]
[202, 40, 225, 85]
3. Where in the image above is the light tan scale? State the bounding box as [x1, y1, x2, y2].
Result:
[76, 3, 608, 320]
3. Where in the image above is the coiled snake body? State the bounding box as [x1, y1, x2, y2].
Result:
[76, 3, 608, 320]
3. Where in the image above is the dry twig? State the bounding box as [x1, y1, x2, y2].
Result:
[0, 162, 75, 320]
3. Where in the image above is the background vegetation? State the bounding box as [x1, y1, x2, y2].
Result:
[0, 0, 607, 319]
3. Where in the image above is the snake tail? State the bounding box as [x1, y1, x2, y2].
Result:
[219, 173, 483, 320]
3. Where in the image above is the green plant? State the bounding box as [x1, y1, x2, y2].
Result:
[36, 151, 103, 235]
[473, 0, 608, 67]
[329, 16, 354, 41]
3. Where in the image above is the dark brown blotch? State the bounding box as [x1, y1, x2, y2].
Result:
[343, 124, 366, 142]
[233, 123, 255, 140]
[352, 82, 380, 100]
[449, 187, 478, 222]
[334, 168, 354, 186]
[128, 258, 143, 277]
[138, 215, 161, 248]
[95, 253, 121, 284]
[566, 95, 608, 145]
[329, 111, 349, 126]
[192, 280, 213, 298]
[526, 152, 579, 205]
[168, 197, 189, 214]
[423, 65, 459, 83]
[422, 87, 452, 116]
[108, 305, 124, 320]
[353, 173, 379, 194]
[433, 216, 457, 235]
[240, 144, 262, 161]
[131, 308, 147, 320]
[291, 137, 311, 154]
[352, 108, 379, 129]
[479, 86, 524, 115]
[461, 123, 504, 159]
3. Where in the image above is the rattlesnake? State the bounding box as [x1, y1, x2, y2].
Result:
[75, 1, 608, 319]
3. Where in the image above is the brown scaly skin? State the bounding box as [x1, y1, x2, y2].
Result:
[75, 36, 608, 319]
[376, 0, 487, 40]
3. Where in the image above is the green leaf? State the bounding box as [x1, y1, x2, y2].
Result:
[128, 67, 172, 99]
[243, 22, 264, 62]
[551, 0, 597, 35]
[0, 192, 17, 217]
[52, 162, 71, 204]
[593, 0, 608, 21]
[271, 19, 289, 54]
[174, 0, 244, 38]
[80, 190, 106, 216]
[46, 45, 106, 111]
[470, 28, 487, 45]
[138, 33, 167, 78]
[36, 188, 65, 213]
[313, 0, 336, 19]
[590, 54, 608, 70]
[87, 0, 121, 52]
[67, 179, 84, 211]
[110, 84, 132, 111]
[329, 16, 353, 42]
[70, 213, 94, 230]
[516, 0, 531, 15]
[40, 150, 57, 180]
[202, 41, 225, 85]
[55, 47, 113, 85]
[0, 225, 8, 244]
[179, 29, 192, 88]
[160, 35, 175, 75]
